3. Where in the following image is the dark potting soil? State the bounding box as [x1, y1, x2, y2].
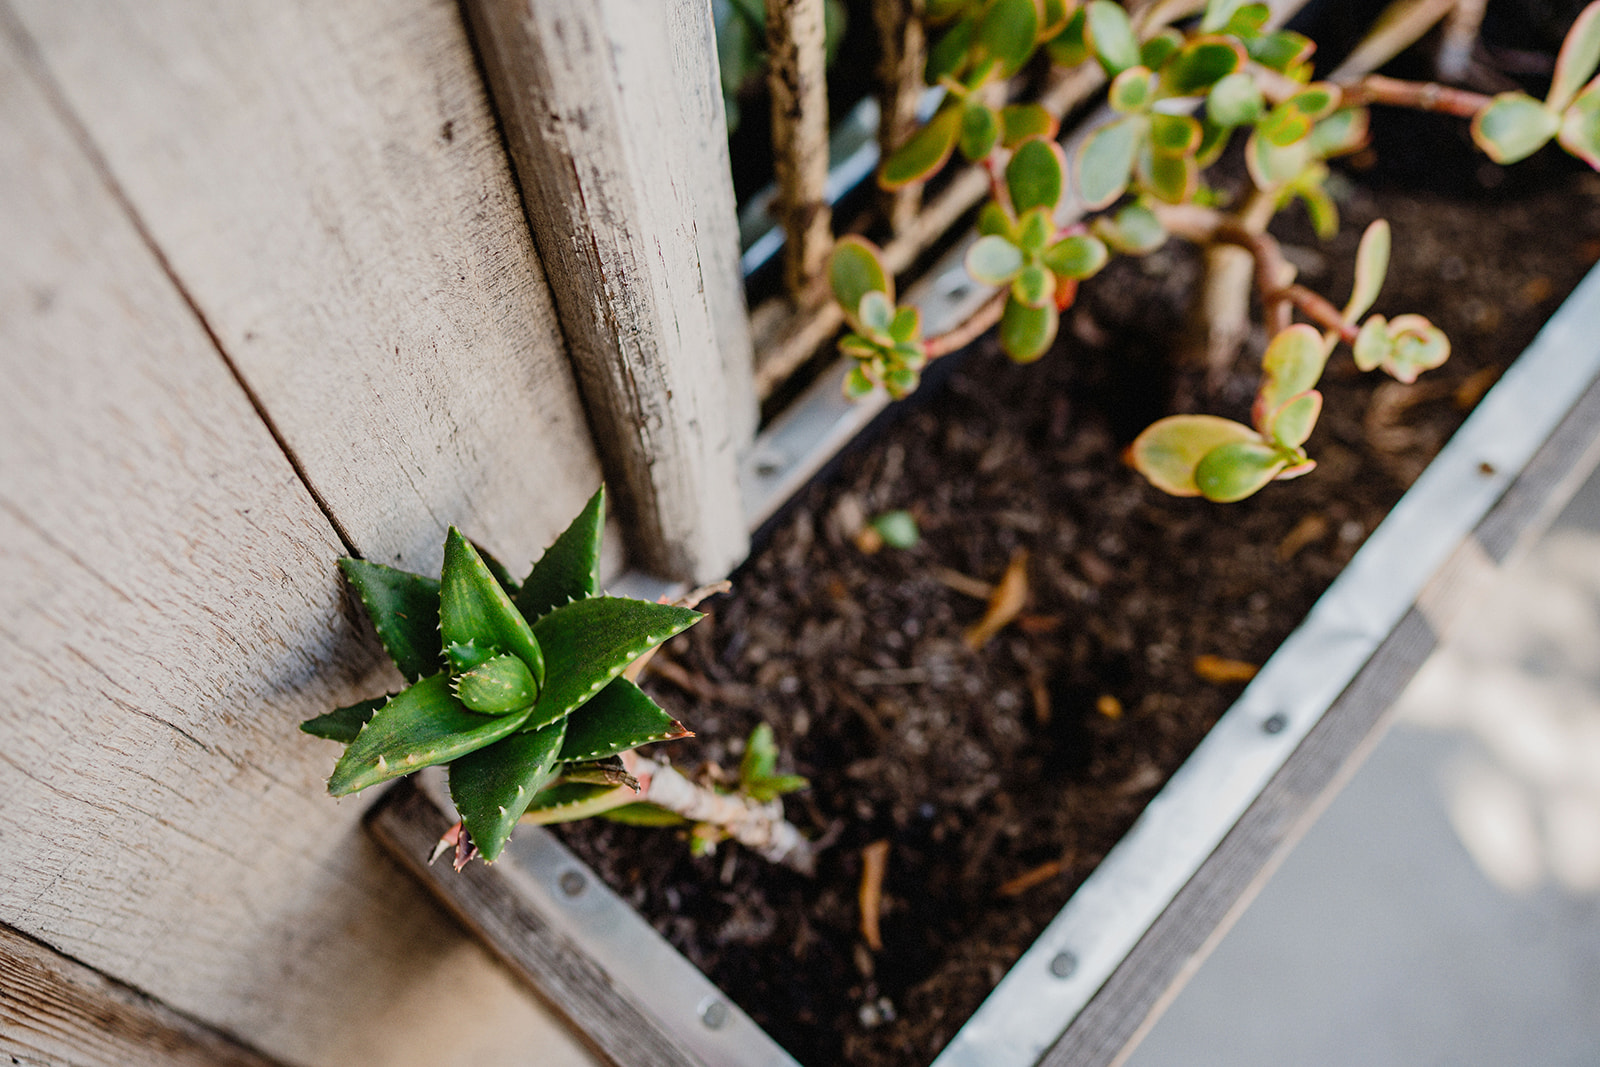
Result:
[556, 174, 1600, 1067]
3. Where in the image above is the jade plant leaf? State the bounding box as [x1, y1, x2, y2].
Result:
[1000, 103, 1057, 146]
[1141, 29, 1183, 72]
[1550, 1, 1600, 113]
[1006, 136, 1066, 215]
[455, 653, 539, 715]
[301, 695, 387, 743]
[1127, 414, 1261, 496]
[558, 676, 690, 762]
[515, 486, 604, 622]
[1195, 440, 1290, 502]
[1246, 30, 1314, 73]
[448, 718, 567, 861]
[1162, 36, 1244, 96]
[1093, 201, 1167, 254]
[529, 597, 702, 730]
[327, 673, 532, 795]
[1042, 234, 1109, 278]
[1559, 82, 1600, 168]
[1012, 264, 1055, 308]
[1200, 0, 1250, 33]
[960, 101, 1002, 161]
[1344, 219, 1390, 322]
[1149, 113, 1202, 155]
[1472, 92, 1560, 164]
[1077, 117, 1142, 208]
[1108, 66, 1154, 113]
[829, 236, 893, 320]
[1307, 108, 1370, 158]
[1140, 148, 1198, 203]
[1268, 390, 1322, 449]
[1255, 324, 1330, 429]
[882, 104, 962, 189]
[1045, 5, 1089, 67]
[999, 297, 1058, 362]
[1355, 314, 1452, 383]
[1245, 128, 1310, 189]
[337, 559, 441, 682]
[975, 0, 1041, 77]
[966, 234, 1026, 284]
[1207, 72, 1264, 127]
[1017, 208, 1054, 252]
[1085, 0, 1140, 75]
[440, 527, 544, 690]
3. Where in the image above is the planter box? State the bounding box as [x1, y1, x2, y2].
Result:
[370, 261, 1600, 1067]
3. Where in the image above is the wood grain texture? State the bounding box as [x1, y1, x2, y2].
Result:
[873, 0, 927, 234]
[7, 0, 604, 580]
[0, 924, 281, 1067]
[766, 0, 834, 296]
[463, 0, 756, 584]
[1039, 369, 1600, 1067]
[0, 26, 598, 1067]
[369, 783, 703, 1067]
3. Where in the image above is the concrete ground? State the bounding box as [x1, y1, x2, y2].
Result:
[1124, 466, 1600, 1067]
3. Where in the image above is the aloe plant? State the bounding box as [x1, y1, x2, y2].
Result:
[304, 488, 813, 871]
[825, 0, 1600, 502]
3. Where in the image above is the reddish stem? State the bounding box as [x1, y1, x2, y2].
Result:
[1337, 73, 1493, 118]
[923, 289, 1009, 358]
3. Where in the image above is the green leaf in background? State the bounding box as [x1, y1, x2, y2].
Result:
[1307, 108, 1370, 158]
[1077, 117, 1142, 208]
[1045, 6, 1089, 67]
[529, 597, 701, 730]
[1195, 440, 1290, 502]
[449, 719, 567, 861]
[1471, 92, 1560, 163]
[558, 677, 690, 762]
[1093, 201, 1167, 254]
[1007, 136, 1066, 215]
[1085, 0, 1140, 75]
[1108, 66, 1154, 112]
[1000, 103, 1057, 146]
[966, 234, 1025, 284]
[999, 296, 1058, 362]
[1560, 82, 1600, 167]
[870, 509, 921, 549]
[1141, 29, 1184, 72]
[1245, 127, 1310, 188]
[829, 236, 893, 319]
[1207, 71, 1264, 127]
[455, 653, 539, 715]
[928, 15, 977, 83]
[1246, 30, 1314, 72]
[1162, 36, 1244, 96]
[1042, 234, 1109, 278]
[1200, 0, 1249, 33]
[327, 674, 531, 795]
[515, 486, 604, 623]
[858, 291, 896, 337]
[1344, 219, 1390, 322]
[300, 695, 388, 743]
[440, 528, 544, 689]
[1012, 263, 1056, 308]
[1017, 207, 1054, 252]
[1141, 148, 1198, 203]
[1149, 113, 1202, 154]
[976, 0, 1041, 77]
[1127, 414, 1260, 496]
[1267, 390, 1322, 449]
[337, 559, 441, 682]
[882, 104, 962, 188]
[1255, 324, 1329, 427]
[960, 101, 1002, 161]
[1550, 1, 1600, 112]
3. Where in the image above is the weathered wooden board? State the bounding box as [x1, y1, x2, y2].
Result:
[7, 0, 604, 579]
[0, 26, 598, 1067]
[462, 0, 756, 584]
[0, 924, 280, 1067]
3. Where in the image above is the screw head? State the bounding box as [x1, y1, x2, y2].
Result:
[1262, 712, 1288, 735]
[699, 997, 729, 1030]
[1049, 951, 1077, 979]
[557, 870, 587, 898]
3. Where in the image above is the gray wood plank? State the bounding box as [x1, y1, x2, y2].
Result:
[463, 0, 756, 583]
[1039, 368, 1600, 1067]
[0, 924, 282, 1067]
[8, 0, 605, 579]
[0, 26, 599, 1067]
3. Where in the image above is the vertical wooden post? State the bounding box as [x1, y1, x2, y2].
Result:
[873, 0, 926, 234]
[463, 0, 757, 583]
[765, 0, 833, 300]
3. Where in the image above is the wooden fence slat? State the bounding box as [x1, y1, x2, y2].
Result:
[462, 0, 756, 584]
[873, 0, 927, 234]
[0, 25, 598, 1067]
[0, 925, 281, 1067]
[7, 0, 604, 580]
[767, 0, 834, 296]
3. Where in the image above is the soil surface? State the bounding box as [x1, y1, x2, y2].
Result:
[557, 172, 1600, 1066]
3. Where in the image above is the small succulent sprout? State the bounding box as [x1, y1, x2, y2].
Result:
[1092, 201, 1168, 254]
[739, 723, 810, 803]
[304, 487, 706, 863]
[869, 509, 921, 549]
[1472, 92, 1562, 164]
[830, 239, 928, 398]
[1473, 2, 1600, 165]
[1127, 414, 1264, 498]
[1253, 324, 1331, 432]
[1353, 313, 1451, 384]
[1084, 0, 1140, 76]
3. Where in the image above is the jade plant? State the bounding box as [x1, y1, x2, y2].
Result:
[303, 488, 813, 872]
[824, 0, 1600, 500]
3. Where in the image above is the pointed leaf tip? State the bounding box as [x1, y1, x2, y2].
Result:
[516, 488, 605, 622]
[441, 528, 545, 689]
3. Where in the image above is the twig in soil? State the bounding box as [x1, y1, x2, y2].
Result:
[932, 566, 994, 600]
[1192, 654, 1260, 684]
[964, 549, 1030, 650]
[622, 580, 732, 683]
[859, 839, 891, 951]
[644, 655, 754, 704]
[997, 858, 1066, 897]
[1276, 514, 1331, 562]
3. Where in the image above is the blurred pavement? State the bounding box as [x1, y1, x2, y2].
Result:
[1124, 463, 1600, 1067]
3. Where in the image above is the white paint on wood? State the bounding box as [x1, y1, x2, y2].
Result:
[8, 0, 605, 579]
[0, 27, 597, 1067]
[463, 0, 756, 584]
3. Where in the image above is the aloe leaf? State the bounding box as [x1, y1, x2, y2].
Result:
[1127, 414, 1260, 496]
[455, 653, 539, 715]
[601, 804, 688, 827]
[882, 105, 961, 189]
[829, 236, 893, 320]
[1085, 0, 1140, 75]
[529, 597, 702, 730]
[966, 235, 1025, 285]
[1006, 137, 1066, 215]
[301, 695, 387, 743]
[1471, 92, 1560, 164]
[1195, 440, 1289, 502]
[1077, 117, 1142, 209]
[448, 719, 567, 862]
[515, 486, 603, 622]
[1559, 80, 1600, 167]
[1550, 1, 1600, 112]
[337, 559, 441, 682]
[999, 296, 1058, 362]
[441, 528, 544, 688]
[521, 781, 638, 825]
[558, 677, 690, 762]
[1345, 219, 1390, 322]
[327, 674, 530, 795]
